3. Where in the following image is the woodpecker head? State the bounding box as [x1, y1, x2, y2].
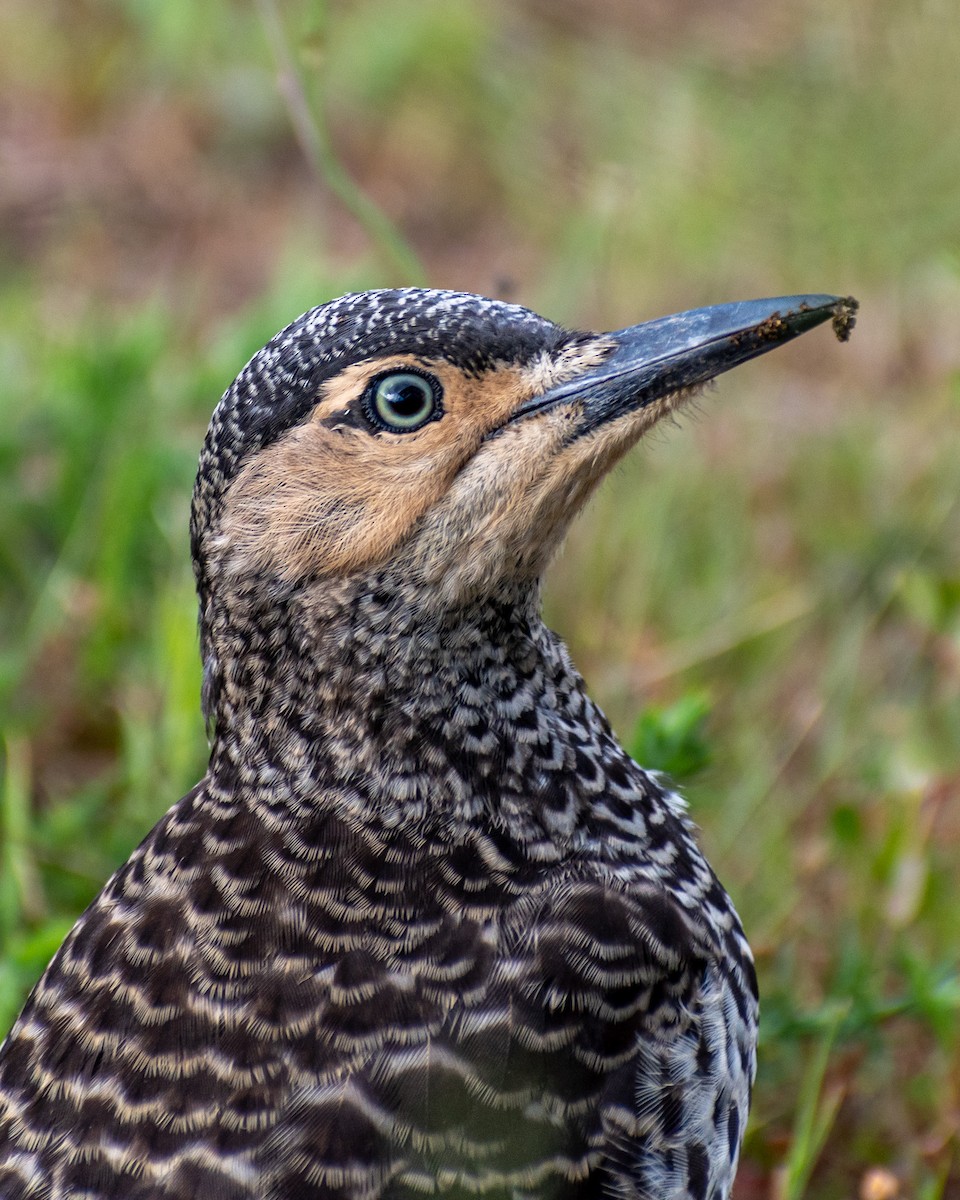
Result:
[191, 288, 854, 704]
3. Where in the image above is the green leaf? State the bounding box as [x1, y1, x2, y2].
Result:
[628, 692, 712, 781]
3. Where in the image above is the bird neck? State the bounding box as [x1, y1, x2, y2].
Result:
[201, 569, 663, 858]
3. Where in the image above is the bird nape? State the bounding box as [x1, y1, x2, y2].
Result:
[0, 289, 856, 1200]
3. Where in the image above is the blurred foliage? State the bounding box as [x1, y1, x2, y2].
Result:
[629, 692, 712, 781]
[1, 0, 959, 1197]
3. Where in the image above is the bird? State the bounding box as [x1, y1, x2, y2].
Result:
[0, 287, 855, 1200]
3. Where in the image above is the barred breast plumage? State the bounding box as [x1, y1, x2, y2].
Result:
[0, 288, 855, 1199]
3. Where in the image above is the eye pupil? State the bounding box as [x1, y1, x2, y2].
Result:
[368, 371, 440, 431]
[391, 382, 428, 417]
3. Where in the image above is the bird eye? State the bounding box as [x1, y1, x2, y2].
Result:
[365, 371, 441, 432]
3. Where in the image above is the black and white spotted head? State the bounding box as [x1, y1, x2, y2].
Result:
[191, 287, 850, 701]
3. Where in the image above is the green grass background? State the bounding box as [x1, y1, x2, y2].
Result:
[1, 1, 959, 1196]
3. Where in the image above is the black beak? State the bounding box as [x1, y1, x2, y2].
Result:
[517, 294, 857, 428]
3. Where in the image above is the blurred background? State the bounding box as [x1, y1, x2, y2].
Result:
[1, 0, 958, 1196]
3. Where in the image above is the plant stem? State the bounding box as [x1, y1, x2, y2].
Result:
[255, 0, 427, 286]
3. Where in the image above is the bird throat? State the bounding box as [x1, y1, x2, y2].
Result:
[203, 569, 689, 871]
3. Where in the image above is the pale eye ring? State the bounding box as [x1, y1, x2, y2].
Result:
[364, 370, 442, 432]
